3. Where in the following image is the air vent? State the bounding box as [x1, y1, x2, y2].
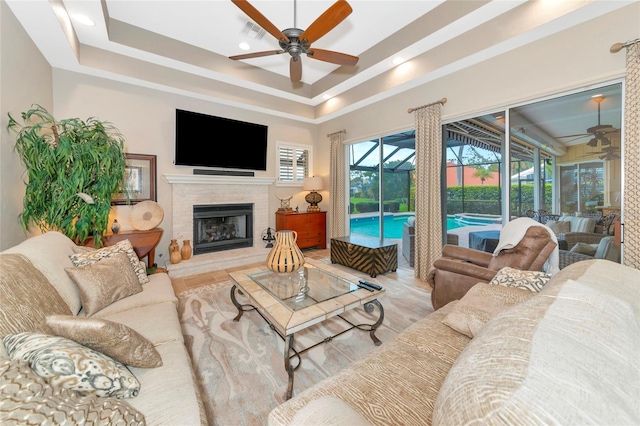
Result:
[243, 22, 266, 40]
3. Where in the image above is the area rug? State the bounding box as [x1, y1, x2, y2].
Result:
[177, 269, 432, 426]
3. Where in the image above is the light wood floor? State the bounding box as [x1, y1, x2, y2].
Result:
[170, 247, 431, 295]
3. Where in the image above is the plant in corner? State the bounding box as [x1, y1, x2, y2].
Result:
[7, 104, 127, 245]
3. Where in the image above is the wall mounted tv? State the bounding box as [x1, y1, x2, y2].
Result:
[175, 109, 268, 171]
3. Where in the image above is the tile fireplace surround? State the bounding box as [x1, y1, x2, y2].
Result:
[164, 174, 274, 278]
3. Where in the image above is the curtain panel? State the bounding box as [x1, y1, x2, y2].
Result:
[623, 42, 639, 269]
[329, 131, 347, 238]
[413, 104, 444, 280]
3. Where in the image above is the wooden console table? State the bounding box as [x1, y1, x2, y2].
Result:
[80, 228, 164, 268]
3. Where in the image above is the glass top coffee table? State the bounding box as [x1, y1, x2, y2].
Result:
[229, 258, 385, 400]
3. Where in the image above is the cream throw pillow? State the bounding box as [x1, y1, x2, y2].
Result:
[65, 252, 143, 316]
[441, 283, 534, 338]
[3, 332, 140, 399]
[570, 242, 598, 256]
[545, 220, 571, 236]
[289, 396, 372, 426]
[45, 315, 162, 368]
[70, 239, 149, 284]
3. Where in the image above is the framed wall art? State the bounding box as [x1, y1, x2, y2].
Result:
[112, 153, 157, 205]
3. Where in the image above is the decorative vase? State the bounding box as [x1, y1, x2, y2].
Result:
[266, 230, 305, 273]
[169, 239, 181, 264]
[111, 219, 120, 234]
[181, 239, 192, 260]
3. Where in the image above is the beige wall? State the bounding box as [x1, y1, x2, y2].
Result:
[1, 2, 53, 250]
[52, 70, 316, 263]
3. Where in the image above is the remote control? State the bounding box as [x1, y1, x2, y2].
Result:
[356, 282, 374, 292]
[359, 280, 383, 291]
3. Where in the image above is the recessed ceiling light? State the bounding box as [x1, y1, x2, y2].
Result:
[323, 94, 332, 100]
[72, 14, 95, 27]
[392, 57, 405, 65]
[591, 93, 603, 98]
[239, 42, 250, 51]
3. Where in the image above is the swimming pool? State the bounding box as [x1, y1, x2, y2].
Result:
[350, 214, 465, 239]
[453, 213, 502, 226]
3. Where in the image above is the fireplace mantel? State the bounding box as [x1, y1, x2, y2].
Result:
[164, 174, 275, 186]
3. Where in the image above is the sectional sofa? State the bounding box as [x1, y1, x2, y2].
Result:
[269, 258, 639, 425]
[0, 231, 207, 425]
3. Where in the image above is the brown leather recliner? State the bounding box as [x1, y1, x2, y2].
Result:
[427, 226, 557, 310]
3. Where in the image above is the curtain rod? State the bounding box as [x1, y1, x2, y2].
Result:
[610, 38, 640, 53]
[327, 129, 346, 137]
[407, 98, 447, 113]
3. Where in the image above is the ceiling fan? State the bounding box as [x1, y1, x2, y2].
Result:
[557, 95, 619, 147]
[581, 145, 620, 161]
[229, 0, 359, 82]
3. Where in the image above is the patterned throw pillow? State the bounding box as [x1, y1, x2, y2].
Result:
[65, 253, 143, 316]
[70, 240, 149, 284]
[0, 358, 145, 425]
[3, 332, 140, 399]
[45, 315, 162, 368]
[441, 283, 534, 338]
[489, 267, 552, 292]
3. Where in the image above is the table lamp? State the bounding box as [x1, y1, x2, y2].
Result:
[303, 176, 324, 212]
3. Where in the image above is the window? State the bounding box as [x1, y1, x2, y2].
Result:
[277, 142, 311, 185]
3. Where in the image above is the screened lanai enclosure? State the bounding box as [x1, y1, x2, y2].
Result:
[348, 114, 554, 239]
[348, 82, 622, 248]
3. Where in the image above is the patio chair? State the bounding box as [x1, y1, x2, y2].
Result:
[427, 220, 557, 310]
[559, 236, 620, 269]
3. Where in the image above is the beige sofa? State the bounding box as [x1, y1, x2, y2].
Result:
[0, 231, 207, 425]
[269, 259, 639, 425]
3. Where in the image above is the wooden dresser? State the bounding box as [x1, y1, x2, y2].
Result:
[275, 211, 326, 249]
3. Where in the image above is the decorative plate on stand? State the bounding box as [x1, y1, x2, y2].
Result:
[129, 200, 164, 230]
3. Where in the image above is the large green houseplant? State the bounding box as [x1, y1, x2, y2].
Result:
[8, 105, 127, 245]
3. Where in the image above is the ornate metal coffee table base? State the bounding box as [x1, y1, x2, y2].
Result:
[230, 285, 384, 400]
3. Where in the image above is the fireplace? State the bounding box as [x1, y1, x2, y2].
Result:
[193, 204, 253, 255]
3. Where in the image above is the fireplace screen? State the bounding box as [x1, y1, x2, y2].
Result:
[193, 204, 253, 255]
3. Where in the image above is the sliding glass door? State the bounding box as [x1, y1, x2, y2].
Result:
[349, 132, 415, 240]
[345, 82, 623, 266]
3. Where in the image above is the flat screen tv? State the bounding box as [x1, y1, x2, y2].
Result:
[175, 109, 268, 171]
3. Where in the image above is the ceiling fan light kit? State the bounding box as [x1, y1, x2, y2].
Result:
[230, 0, 359, 82]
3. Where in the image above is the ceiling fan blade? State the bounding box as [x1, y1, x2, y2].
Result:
[229, 50, 285, 60]
[290, 57, 302, 82]
[299, 0, 352, 45]
[231, 0, 289, 42]
[556, 133, 590, 138]
[307, 48, 358, 66]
